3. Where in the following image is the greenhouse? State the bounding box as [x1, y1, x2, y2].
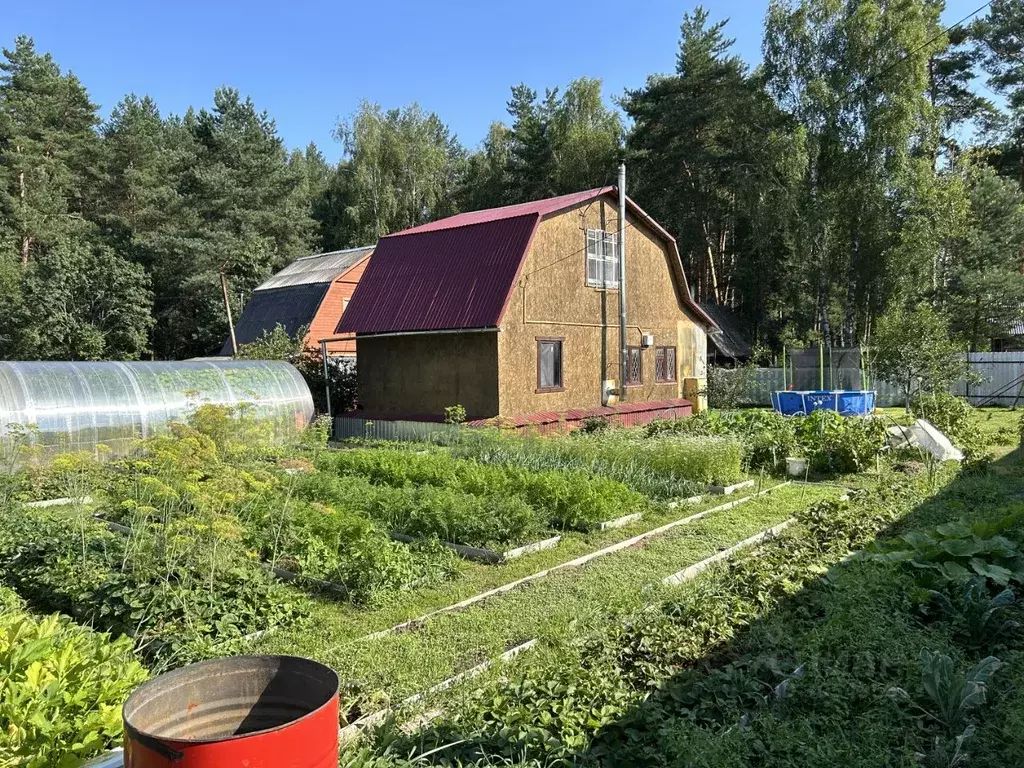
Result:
[0, 360, 314, 458]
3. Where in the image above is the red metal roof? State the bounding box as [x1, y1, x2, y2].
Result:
[338, 187, 716, 335]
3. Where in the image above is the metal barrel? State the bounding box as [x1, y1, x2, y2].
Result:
[122, 655, 339, 767]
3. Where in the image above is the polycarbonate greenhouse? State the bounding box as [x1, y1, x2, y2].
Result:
[0, 361, 315, 458]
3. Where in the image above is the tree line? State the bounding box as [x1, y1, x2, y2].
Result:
[1, 0, 1023, 362]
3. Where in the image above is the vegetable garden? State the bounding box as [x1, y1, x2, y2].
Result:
[2, 400, 1022, 766]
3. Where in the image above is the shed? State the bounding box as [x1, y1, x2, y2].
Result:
[221, 246, 373, 357]
[339, 187, 716, 426]
[700, 303, 753, 364]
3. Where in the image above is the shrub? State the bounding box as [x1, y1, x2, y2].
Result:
[911, 392, 974, 444]
[0, 505, 305, 669]
[795, 409, 887, 475]
[0, 609, 148, 767]
[245, 490, 461, 603]
[317, 447, 647, 531]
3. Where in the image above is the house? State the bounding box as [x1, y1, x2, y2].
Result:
[337, 187, 716, 428]
[221, 246, 373, 357]
[699, 303, 753, 366]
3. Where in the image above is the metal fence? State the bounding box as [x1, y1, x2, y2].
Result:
[333, 417, 465, 442]
[720, 351, 1024, 408]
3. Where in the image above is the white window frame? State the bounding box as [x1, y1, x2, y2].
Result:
[586, 229, 619, 289]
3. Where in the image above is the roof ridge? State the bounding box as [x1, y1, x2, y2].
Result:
[293, 245, 374, 261]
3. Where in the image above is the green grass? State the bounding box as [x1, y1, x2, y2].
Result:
[352, 416, 1024, 766]
[255, 483, 840, 709]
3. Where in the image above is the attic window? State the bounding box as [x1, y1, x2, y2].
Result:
[586, 229, 619, 289]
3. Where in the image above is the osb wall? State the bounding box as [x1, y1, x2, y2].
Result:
[356, 331, 500, 420]
[305, 256, 369, 356]
[498, 197, 703, 417]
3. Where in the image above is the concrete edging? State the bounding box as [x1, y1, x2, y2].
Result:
[354, 482, 791, 645]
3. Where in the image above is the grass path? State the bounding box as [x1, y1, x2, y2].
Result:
[257, 483, 840, 707]
[265, 479, 782, 643]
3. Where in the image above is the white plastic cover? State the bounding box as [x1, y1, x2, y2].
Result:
[0, 361, 314, 458]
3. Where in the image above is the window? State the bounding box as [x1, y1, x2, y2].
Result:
[536, 338, 564, 393]
[626, 346, 643, 386]
[586, 229, 619, 288]
[655, 346, 677, 383]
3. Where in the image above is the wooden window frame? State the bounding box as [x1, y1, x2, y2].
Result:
[536, 337, 565, 393]
[625, 345, 643, 387]
[655, 346, 677, 383]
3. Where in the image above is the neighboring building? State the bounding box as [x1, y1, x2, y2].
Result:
[700, 303, 753, 366]
[221, 246, 373, 357]
[337, 187, 716, 427]
[992, 315, 1024, 352]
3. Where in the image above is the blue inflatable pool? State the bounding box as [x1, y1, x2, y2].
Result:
[770, 390, 876, 417]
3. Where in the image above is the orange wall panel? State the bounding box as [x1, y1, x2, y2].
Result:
[304, 257, 369, 356]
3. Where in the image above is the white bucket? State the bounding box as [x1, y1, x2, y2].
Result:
[785, 457, 808, 477]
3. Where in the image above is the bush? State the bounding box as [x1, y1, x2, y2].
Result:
[0, 505, 305, 669]
[317, 447, 648, 531]
[0, 606, 147, 767]
[795, 409, 887, 475]
[911, 392, 974, 444]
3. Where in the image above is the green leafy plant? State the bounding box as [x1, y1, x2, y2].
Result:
[927, 578, 1016, 651]
[443, 404, 467, 425]
[889, 650, 1001, 735]
[0, 607, 148, 767]
[877, 518, 1024, 589]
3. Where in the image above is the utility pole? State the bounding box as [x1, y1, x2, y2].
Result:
[220, 270, 238, 357]
[618, 163, 628, 401]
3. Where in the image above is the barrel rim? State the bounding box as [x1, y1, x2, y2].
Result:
[122, 654, 339, 745]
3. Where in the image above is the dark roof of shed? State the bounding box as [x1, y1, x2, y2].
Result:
[219, 247, 372, 355]
[700, 303, 753, 360]
[338, 188, 716, 335]
[219, 284, 330, 354]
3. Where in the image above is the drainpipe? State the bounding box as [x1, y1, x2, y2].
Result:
[618, 163, 628, 401]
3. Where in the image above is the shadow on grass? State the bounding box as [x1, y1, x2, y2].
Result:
[370, 448, 1024, 767]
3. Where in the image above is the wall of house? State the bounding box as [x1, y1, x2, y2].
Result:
[497, 198, 704, 417]
[355, 331, 500, 419]
[304, 257, 369, 356]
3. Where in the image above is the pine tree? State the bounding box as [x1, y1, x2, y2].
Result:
[940, 163, 1024, 349]
[150, 88, 316, 358]
[974, 0, 1024, 185]
[0, 35, 99, 267]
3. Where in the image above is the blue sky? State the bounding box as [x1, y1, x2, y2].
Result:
[2, 0, 989, 161]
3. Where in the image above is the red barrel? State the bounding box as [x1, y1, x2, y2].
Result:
[122, 655, 339, 768]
